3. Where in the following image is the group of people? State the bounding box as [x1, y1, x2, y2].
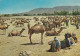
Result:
[48, 33, 78, 52]
[64, 33, 77, 47]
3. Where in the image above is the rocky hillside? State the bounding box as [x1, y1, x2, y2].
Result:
[26, 6, 80, 14]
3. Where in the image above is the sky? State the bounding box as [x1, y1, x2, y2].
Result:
[0, 0, 80, 14]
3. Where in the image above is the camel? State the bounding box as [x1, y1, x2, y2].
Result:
[0, 24, 10, 30]
[8, 28, 25, 37]
[61, 22, 65, 26]
[0, 23, 7, 25]
[10, 19, 15, 23]
[0, 24, 10, 34]
[45, 27, 63, 36]
[41, 20, 55, 31]
[28, 24, 45, 44]
[21, 19, 30, 23]
[0, 20, 4, 24]
[15, 21, 24, 27]
[53, 21, 61, 28]
[33, 17, 39, 22]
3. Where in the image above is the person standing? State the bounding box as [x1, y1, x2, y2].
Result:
[65, 19, 69, 28]
[75, 19, 79, 29]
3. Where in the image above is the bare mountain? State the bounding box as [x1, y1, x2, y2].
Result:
[11, 6, 80, 15]
[25, 6, 80, 14]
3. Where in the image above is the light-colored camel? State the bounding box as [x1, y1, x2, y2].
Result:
[0, 24, 10, 30]
[0, 24, 10, 34]
[45, 27, 63, 36]
[21, 19, 30, 23]
[8, 28, 25, 37]
[15, 21, 24, 27]
[28, 24, 45, 44]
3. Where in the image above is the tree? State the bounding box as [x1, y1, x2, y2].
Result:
[54, 11, 69, 15]
[37, 14, 42, 16]
[24, 14, 28, 16]
[54, 11, 59, 15]
[42, 13, 48, 16]
[59, 11, 69, 15]
[12, 14, 20, 16]
[72, 11, 80, 15]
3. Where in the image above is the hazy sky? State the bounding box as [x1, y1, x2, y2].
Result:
[0, 0, 80, 14]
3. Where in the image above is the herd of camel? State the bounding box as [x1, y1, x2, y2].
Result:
[0, 16, 79, 44]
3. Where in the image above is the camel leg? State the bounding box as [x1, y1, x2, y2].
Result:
[41, 33, 44, 44]
[5, 29, 6, 34]
[8, 33, 12, 37]
[3, 29, 6, 35]
[29, 33, 32, 44]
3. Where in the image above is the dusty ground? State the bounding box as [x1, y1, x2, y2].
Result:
[0, 16, 80, 56]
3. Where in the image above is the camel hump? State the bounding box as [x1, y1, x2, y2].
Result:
[11, 30, 18, 33]
[30, 24, 45, 33]
[32, 25, 45, 30]
[33, 24, 44, 28]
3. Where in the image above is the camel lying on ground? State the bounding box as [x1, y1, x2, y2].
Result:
[21, 19, 30, 23]
[28, 24, 45, 44]
[8, 28, 25, 37]
[45, 27, 63, 36]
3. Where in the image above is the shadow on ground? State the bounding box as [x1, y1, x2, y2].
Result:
[20, 43, 39, 45]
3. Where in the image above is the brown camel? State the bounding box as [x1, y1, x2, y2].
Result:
[53, 21, 61, 28]
[0, 23, 7, 25]
[41, 20, 55, 31]
[45, 27, 63, 36]
[33, 17, 39, 22]
[8, 28, 25, 37]
[0, 24, 10, 30]
[28, 24, 45, 44]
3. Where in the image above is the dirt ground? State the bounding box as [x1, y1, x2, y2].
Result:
[0, 16, 80, 56]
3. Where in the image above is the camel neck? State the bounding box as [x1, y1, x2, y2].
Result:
[58, 28, 63, 33]
[20, 29, 24, 34]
